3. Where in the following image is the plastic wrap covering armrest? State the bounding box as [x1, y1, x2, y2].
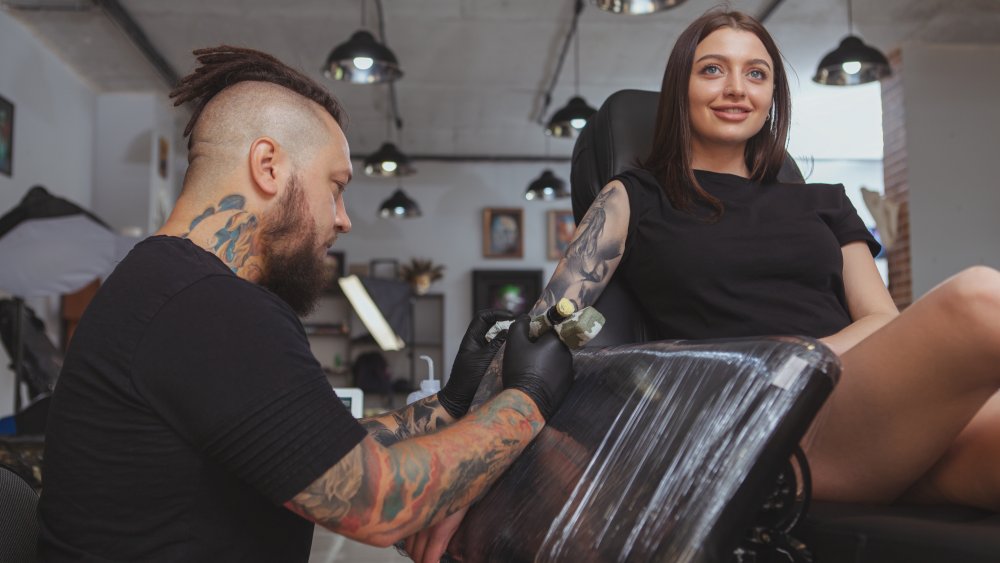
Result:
[448, 337, 838, 562]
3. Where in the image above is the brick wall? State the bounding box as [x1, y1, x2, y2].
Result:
[881, 50, 912, 309]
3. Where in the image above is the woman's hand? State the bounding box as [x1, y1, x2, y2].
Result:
[402, 507, 467, 563]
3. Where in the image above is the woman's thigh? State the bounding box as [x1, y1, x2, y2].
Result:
[899, 390, 1000, 509]
[804, 266, 1000, 503]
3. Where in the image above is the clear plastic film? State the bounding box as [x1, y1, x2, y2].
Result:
[447, 337, 839, 563]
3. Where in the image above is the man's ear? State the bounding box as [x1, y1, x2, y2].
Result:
[248, 137, 286, 197]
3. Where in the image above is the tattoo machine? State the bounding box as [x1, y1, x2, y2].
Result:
[485, 298, 606, 349]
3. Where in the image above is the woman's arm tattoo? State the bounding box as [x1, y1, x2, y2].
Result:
[535, 184, 627, 314]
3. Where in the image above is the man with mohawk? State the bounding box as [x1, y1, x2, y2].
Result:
[38, 46, 574, 562]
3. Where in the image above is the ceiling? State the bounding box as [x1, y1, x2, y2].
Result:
[4, 0, 1000, 159]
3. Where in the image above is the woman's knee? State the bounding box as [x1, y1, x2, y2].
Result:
[934, 266, 1000, 344]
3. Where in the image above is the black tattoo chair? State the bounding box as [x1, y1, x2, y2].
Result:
[570, 88, 1000, 563]
[0, 463, 40, 563]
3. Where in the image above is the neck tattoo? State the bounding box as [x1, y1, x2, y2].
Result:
[182, 194, 264, 280]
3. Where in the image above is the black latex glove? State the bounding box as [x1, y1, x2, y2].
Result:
[438, 308, 516, 418]
[501, 316, 574, 421]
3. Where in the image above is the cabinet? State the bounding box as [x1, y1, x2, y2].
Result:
[301, 289, 445, 403]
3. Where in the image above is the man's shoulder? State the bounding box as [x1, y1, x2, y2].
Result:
[98, 236, 283, 323]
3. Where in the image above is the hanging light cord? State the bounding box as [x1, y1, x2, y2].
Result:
[536, 0, 585, 124]
[574, 16, 581, 95]
[847, 0, 853, 34]
[369, 0, 405, 132]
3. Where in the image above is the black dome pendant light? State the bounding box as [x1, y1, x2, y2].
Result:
[813, 0, 891, 86]
[378, 183, 421, 219]
[545, 0, 596, 138]
[364, 141, 415, 177]
[323, 0, 402, 84]
[370, 81, 418, 218]
[594, 0, 687, 15]
[524, 169, 569, 201]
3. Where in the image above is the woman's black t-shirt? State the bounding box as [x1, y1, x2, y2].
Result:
[612, 168, 881, 341]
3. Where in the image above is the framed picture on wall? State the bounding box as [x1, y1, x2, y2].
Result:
[0, 95, 13, 177]
[370, 258, 400, 280]
[482, 207, 523, 259]
[472, 269, 543, 316]
[546, 210, 575, 260]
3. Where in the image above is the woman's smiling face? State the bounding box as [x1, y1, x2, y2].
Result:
[687, 27, 775, 152]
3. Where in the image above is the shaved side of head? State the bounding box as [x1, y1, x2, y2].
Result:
[184, 82, 333, 188]
[169, 45, 347, 198]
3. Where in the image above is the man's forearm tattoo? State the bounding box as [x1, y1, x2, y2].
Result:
[286, 390, 542, 544]
[360, 395, 451, 446]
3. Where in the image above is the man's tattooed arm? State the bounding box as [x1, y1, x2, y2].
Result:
[285, 389, 544, 547]
[359, 395, 454, 446]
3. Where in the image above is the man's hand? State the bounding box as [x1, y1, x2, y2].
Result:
[501, 316, 574, 421]
[438, 308, 515, 418]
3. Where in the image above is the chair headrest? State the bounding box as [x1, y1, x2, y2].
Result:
[569, 89, 804, 223]
[570, 90, 658, 223]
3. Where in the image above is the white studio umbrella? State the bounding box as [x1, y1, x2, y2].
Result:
[0, 186, 137, 419]
[0, 186, 136, 297]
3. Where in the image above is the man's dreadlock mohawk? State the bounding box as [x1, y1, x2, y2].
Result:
[169, 45, 347, 139]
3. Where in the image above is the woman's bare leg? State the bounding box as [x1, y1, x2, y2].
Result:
[804, 266, 1000, 508]
[899, 391, 1000, 509]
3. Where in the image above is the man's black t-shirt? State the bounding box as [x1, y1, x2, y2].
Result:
[39, 236, 367, 562]
[613, 168, 881, 341]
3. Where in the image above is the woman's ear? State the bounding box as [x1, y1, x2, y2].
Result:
[248, 137, 284, 197]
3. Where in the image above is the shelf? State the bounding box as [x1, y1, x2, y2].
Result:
[302, 323, 349, 336]
[303, 285, 445, 386]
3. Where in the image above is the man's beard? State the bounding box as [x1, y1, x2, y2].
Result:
[257, 175, 327, 316]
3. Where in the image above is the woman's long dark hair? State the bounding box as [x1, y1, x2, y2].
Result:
[642, 10, 792, 218]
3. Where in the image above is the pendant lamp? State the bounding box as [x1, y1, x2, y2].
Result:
[813, 0, 891, 86]
[378, 187, 421, 219]
[594, 0, 686, 15]
[545, 1, 596, 138]
[364, 141, 415, 177]
[546, 96, 597, 138]
[323, 0, 402, 84]
[524, 169, 569, 201]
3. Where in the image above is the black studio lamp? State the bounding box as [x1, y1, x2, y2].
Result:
[323, 0, 402, 84]
[813, 0, 891, 86]
[594, 0, 687, 15]
[364, 142, 415, 177]
[378, 187, 421, 219]
[524, 169, 569, 201]
[546, 96, 597, 139]
[545, 1, 596, 138]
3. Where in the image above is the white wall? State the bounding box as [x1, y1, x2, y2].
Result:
[92, 92, 177, 236]
[334, 160, 569, 378]
[0, 11, 96, 212]
[902, 43, 1000, 297]
[0, 10, 98, 418]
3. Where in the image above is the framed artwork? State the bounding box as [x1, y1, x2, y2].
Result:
[157, 136, 170, 179]
[0, 95, 13, 177]
[482, 207, 523, 258]
[348, 262, 370, 277]
[547, 210, 576, 260]
[323, 250, 346, 289]
[370, 258, 399, 280]
[472, 269, 543, 316]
